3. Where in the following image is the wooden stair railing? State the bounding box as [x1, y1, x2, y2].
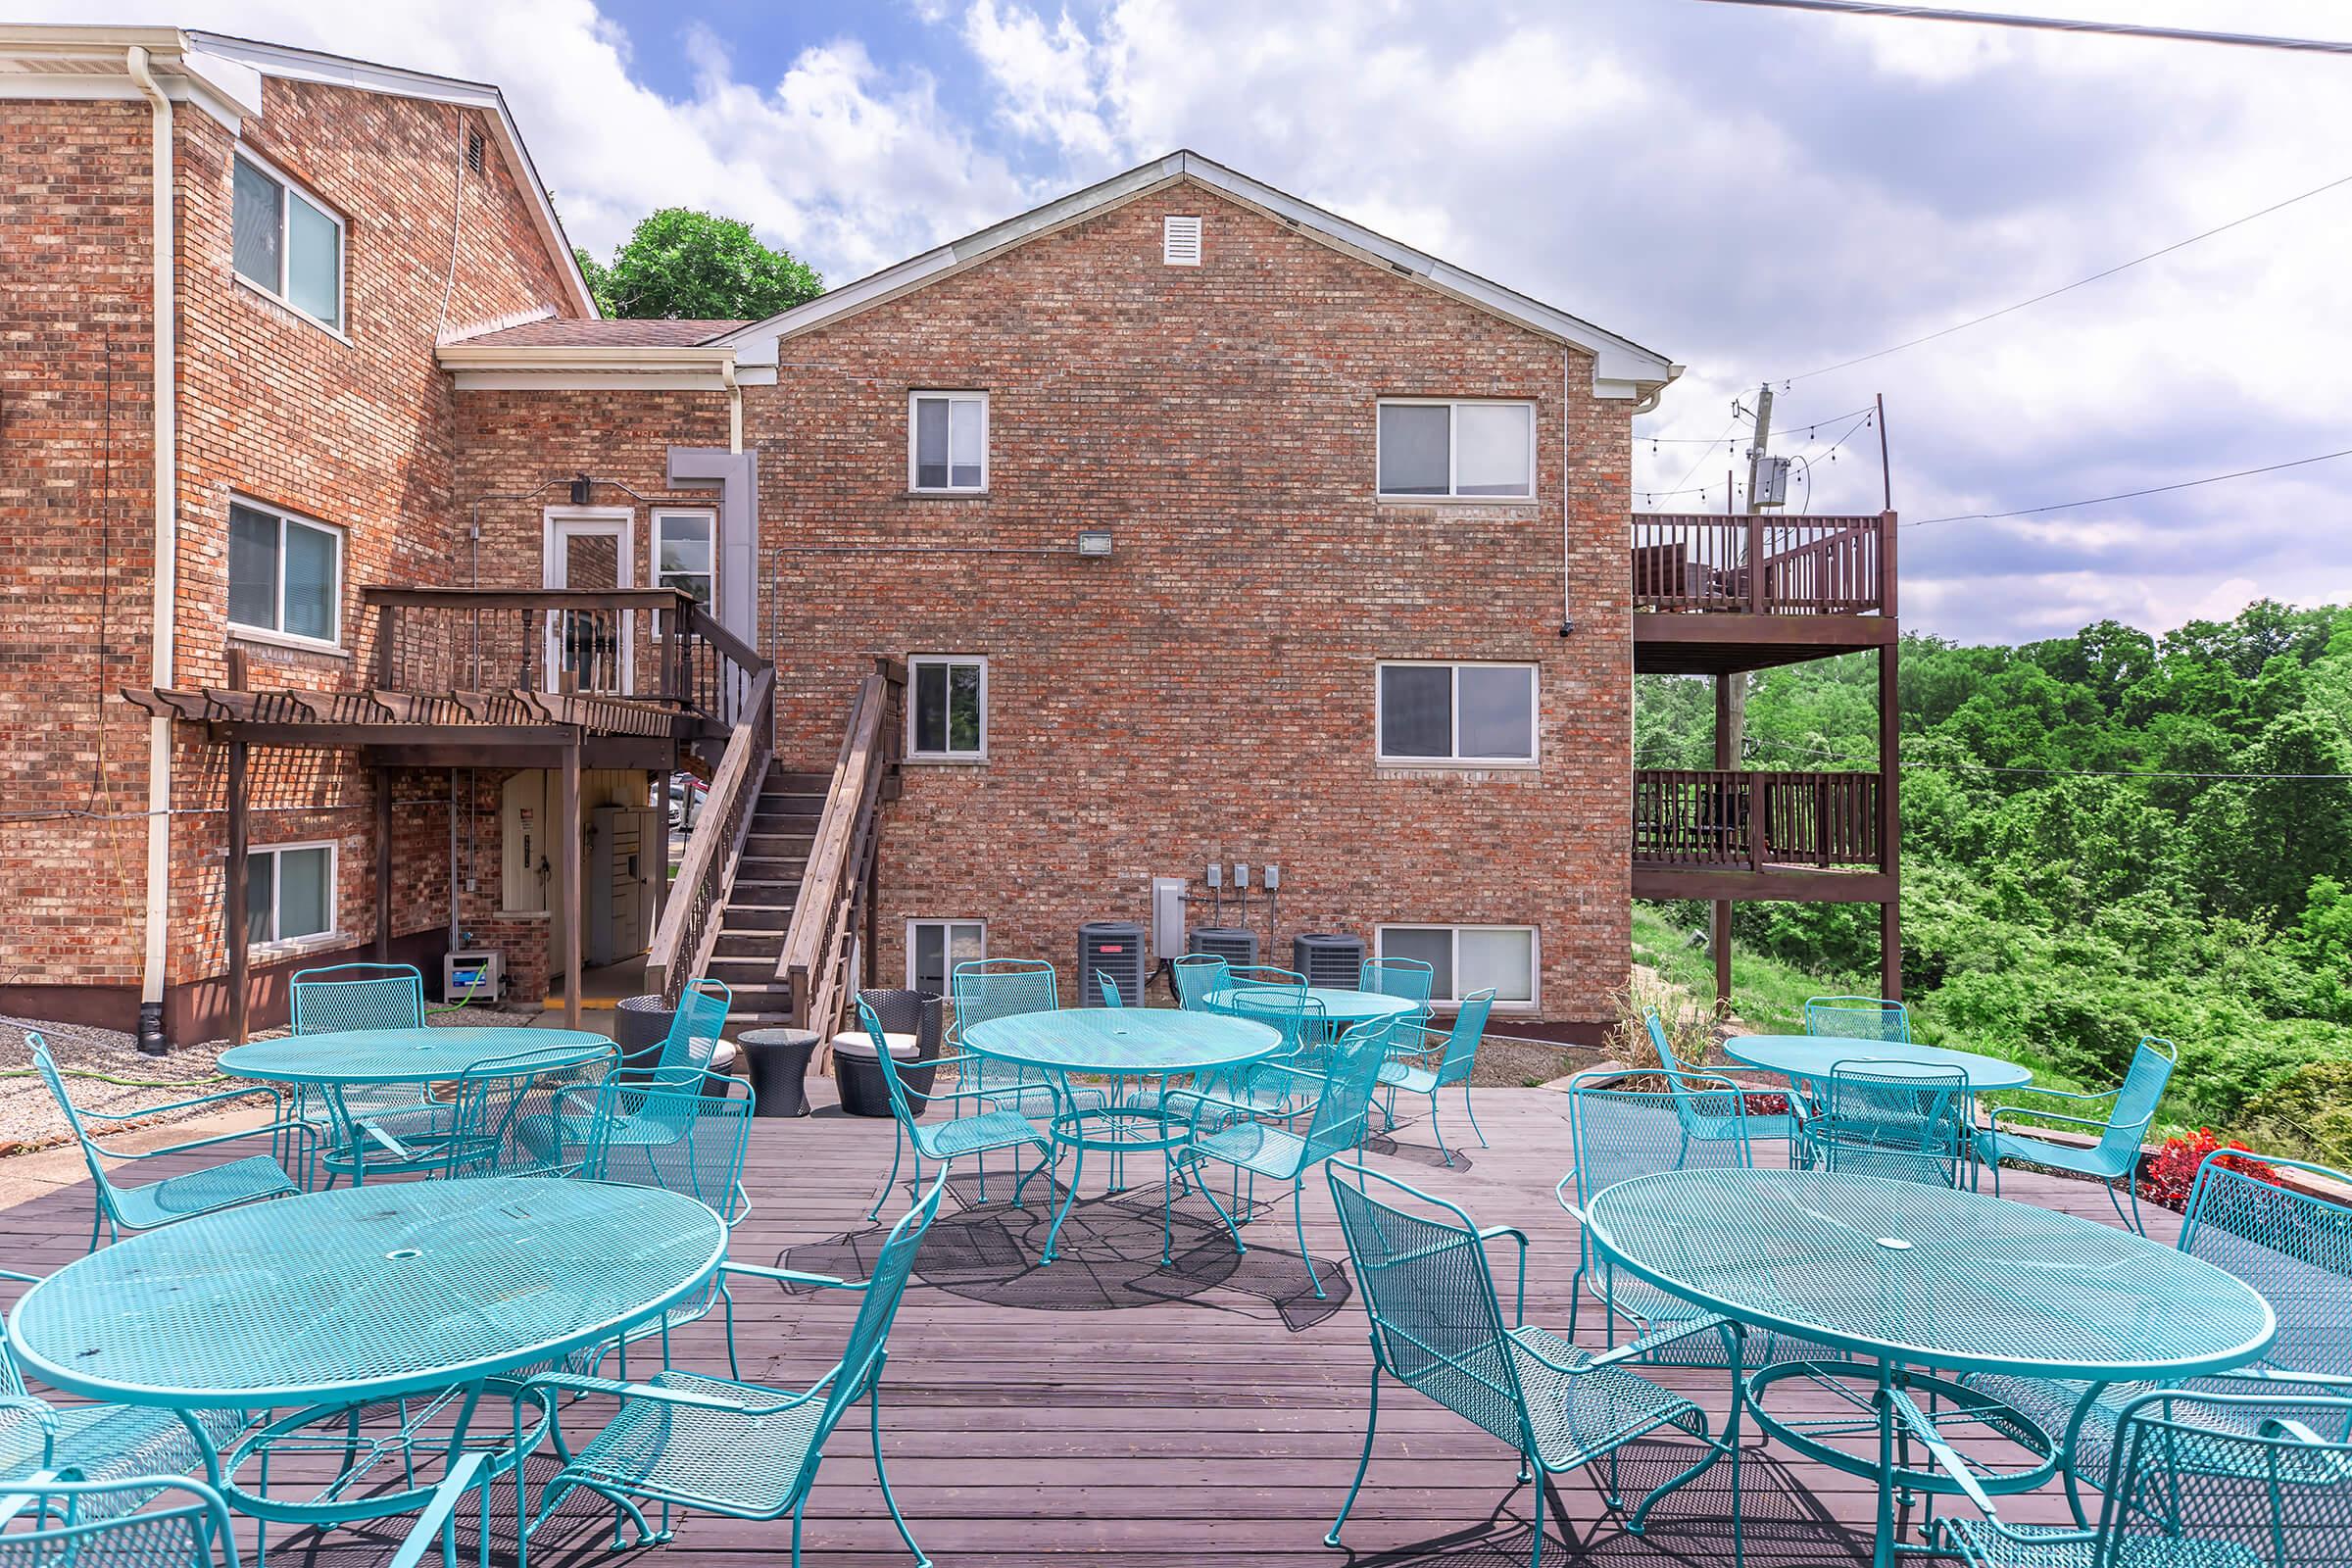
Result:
[776, 659, 906, 1061]
[646, 663, 774, 1006]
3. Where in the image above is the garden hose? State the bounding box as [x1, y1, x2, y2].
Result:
[0, 1065, 228, 1089]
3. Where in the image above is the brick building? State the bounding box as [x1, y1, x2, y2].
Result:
[2, 27, 1900, 1049]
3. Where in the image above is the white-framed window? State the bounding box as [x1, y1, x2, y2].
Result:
[908, 918, 986, 998]
[907, 655, 987, 760]
[652, 509, 715, 633]
[1377, 662, 1537, 764]
[908, 391, 988, 492]
[1376, 924, 1538, 1008]
[246, 841, 336, 947]
[228, 497, 343, 649]
[1376, 399, 1535, 499]
[231, 148, 345, 333]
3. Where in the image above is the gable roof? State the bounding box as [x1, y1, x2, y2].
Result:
[0, 24, 598, 319]
[448, 318, 746, 348]
[715, 151, 1681, 405]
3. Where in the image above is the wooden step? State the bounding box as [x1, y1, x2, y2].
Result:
[750, 809, 820, 833]
[720, 902, 795, 931]
[769, 770, 831, 792]
[713, 929, 779, 959]
[743, 832, 812, 858]
[755, 790, 828, 817]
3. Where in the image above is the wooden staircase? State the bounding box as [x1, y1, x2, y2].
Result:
[705, 764, 829, 1023]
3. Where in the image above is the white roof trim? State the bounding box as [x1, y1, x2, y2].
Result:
[715, 150, 1681, 402]
[182, 30, 599, 320]
[438, 341, 736, 392]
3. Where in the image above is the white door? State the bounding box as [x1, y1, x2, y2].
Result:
[543, 510, 634, 694]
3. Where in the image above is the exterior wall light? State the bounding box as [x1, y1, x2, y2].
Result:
[1076, 528, 1113, 557]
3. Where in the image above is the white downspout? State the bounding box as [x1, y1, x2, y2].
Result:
[127, 46, 178, 1051]
[723, 357, 742, 455]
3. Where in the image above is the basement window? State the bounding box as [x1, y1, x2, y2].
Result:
[232, 150, 345, 333]
[1376, 400, 1534, 499]
[908, 919, 986, 997]
[908, 655, 986, 760]
[908, 392, 988, 493]
[1376, 925, 1537, 1007]
[228, 498, 343, 649]
[1377, 662, 1536, 764]
[247, 842, 336, 947]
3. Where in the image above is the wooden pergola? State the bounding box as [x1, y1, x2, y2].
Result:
[124, 663, 703, 1041]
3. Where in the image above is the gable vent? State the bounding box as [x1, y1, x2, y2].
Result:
[466, 128, 485, 174]
[1162, 215, 1201, 267]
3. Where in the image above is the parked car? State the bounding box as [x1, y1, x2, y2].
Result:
[667, 773, 708, 833]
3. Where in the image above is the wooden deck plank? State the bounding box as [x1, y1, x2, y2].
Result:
[0, 1083, 2183, 1565]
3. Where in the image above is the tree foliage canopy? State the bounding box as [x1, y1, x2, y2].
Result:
[1638, 599, 2352, 1162]
[574, 209, 822, 320]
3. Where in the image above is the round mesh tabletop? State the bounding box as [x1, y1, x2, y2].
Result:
[1202, 987, 1418, 1024]
[1723, 1035, 2033, 1091]
[217, 1027, 612, 1085]
[1583, 1169, 2275, 1380]
[8, 1178, 726, 1407]
[962, 1008, 1280, 1076]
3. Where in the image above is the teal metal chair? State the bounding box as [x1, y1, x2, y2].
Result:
[509, 980, 727, 1170]
[1803, 994, 1912, 1043]
[1165, 1017, 1390, 1300]
[1964, 1152, 2352, 1527]
[861, 996, 1054, 1222]
[1170, 954, 1230, 1011]
[519, 1172, 949, 1566]
[1976, 1036, 2177, 1234]
[1324, 1157, 1737, 1568]
[1376, 989, 1495, 1164]
[25, 1036, 301, 1252]
[566, 1075, 756, 1379]
[1932, 1391, 2352, 1568]
[1804, 1060, 1969, 1187]
[1098, 973, 1123, 1006]
[1643, 1012, 1800, 1156]
[1360, 957, 1436, 1042]
[328, 1040, 615, 1185]
[0, 1473, 246, 1568]
[2, 1272, 249, 1518]
[289, 962, 437, 1184]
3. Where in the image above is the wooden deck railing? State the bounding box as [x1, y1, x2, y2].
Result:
[1630, 513, 1894, 615]
[1633, 769, 1883, 870]
[363, 588, 764, 724]
[645, 663, 774, 1006]
[776, 660, 906, 1051]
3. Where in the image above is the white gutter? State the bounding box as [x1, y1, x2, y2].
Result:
[127, 44, 176, 1039]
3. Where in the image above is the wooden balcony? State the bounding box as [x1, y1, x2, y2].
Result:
[1632, 513, 1897, 675]
[1633, 768, 1893, 903]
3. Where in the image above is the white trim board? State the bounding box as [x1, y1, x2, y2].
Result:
[715, 151, 1681, 404]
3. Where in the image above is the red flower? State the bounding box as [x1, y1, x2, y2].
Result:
[2138, 1128, 2278, 1212]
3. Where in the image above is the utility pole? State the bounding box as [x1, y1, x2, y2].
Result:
[1743, 384, 1775, 511]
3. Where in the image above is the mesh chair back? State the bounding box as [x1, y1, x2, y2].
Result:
[948, 960, 1057, 1102]
[1327, 1158, 1526, 1448]
[1638, 1015, 1756, 1142]
[25, 1037, 117, 1203]
[1171, 955, 1230, 1011]
[0, 1473, 243, 1568]
[290, 964, 425, 1034]
[653, 979, 731, 1082]
[1803, 995, 1912, 1044]
[582, 1077, 754, 1223]
[1432, 991, 1495, 1087]
[2095, 1037, 2177, 1163]
[800, 1172, 949, 1495]
[2099, 1392, 2352, 1565]
[443, 1043, 617, 1177]
[2181, 1155, 2352, 1386]
[1360, 958, 1435, 1015]
[1820, 1060, 1967, 1186]
[1298, 1019, 1392, 1168]
[1642, 1011, 1696, 1079]
[1098, 973, 1123, 1007]
[1, 1272, 38, 1397]
[1565, 1072, 1753, 1206]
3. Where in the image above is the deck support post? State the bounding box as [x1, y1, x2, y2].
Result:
[374, 768, 393, 962]
[225, 740, 250, 1048]
[652, 766, 671, 938]
[560, 736, 582, 1031]
[1711, 670, 1743, 1008]
[1878, 638, 1902, 1000]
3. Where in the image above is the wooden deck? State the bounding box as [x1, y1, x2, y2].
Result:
[0, 1083, 2177, 1566]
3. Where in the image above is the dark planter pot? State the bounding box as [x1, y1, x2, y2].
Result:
[739, 1027, 819, 1117]
[856, 988, 944, 1102]
[614, 995, 674, 1083]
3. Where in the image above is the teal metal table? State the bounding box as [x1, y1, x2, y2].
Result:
[1722, 1035, 2032, 1093]
[961, 1008, 1280, 1264]
[220, 1027, 612, 1184]
[8, 1178, 726, 1547]
[1201, 986, 1416, 1026]
[1582, 1168, 2274, 1568]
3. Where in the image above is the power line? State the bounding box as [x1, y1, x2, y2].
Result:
[1905, 445, 2352, 527]
[1781, 170, 2352, 383]
[1683, 0, 2352, 55]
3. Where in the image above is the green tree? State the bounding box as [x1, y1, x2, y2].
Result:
[576, 210, 822, 320]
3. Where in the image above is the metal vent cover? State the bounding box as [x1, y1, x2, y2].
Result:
[1079, 920, 1147, 1007]
[1189, 926, 1258, 969]
[1162, 215, 1201, 267]
[1293, 932, 1364, 990]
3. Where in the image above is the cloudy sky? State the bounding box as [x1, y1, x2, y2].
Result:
[35, 0, 2352, 644]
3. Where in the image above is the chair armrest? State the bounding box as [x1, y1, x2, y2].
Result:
[1892, 1386, 2000, 1518]
[0, 1396, 59, 1473]
[109, 1113, 310, 1163]
[1575, 1316, 1731, 1371]
[1984, 1104, 2111, 1135]
[387, 1452, 488, 1568]
[0, 1267, 42, 1286]
[74, 1083, 281, 1121]
[518, 1370, 816, 1419]
[2202, 1367, 2352, 1391]
[0, 1470, 71, 1530]
[1479, 1226, 1529, 1324]
[2000, 1083, 2119, 1105]
[362, 1122, 417, 1161]
[720, 1260, 868, 1293]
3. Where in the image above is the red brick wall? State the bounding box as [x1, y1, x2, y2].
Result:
[743, 188, 1632, 1022]
[0, 76, 581, 1039]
